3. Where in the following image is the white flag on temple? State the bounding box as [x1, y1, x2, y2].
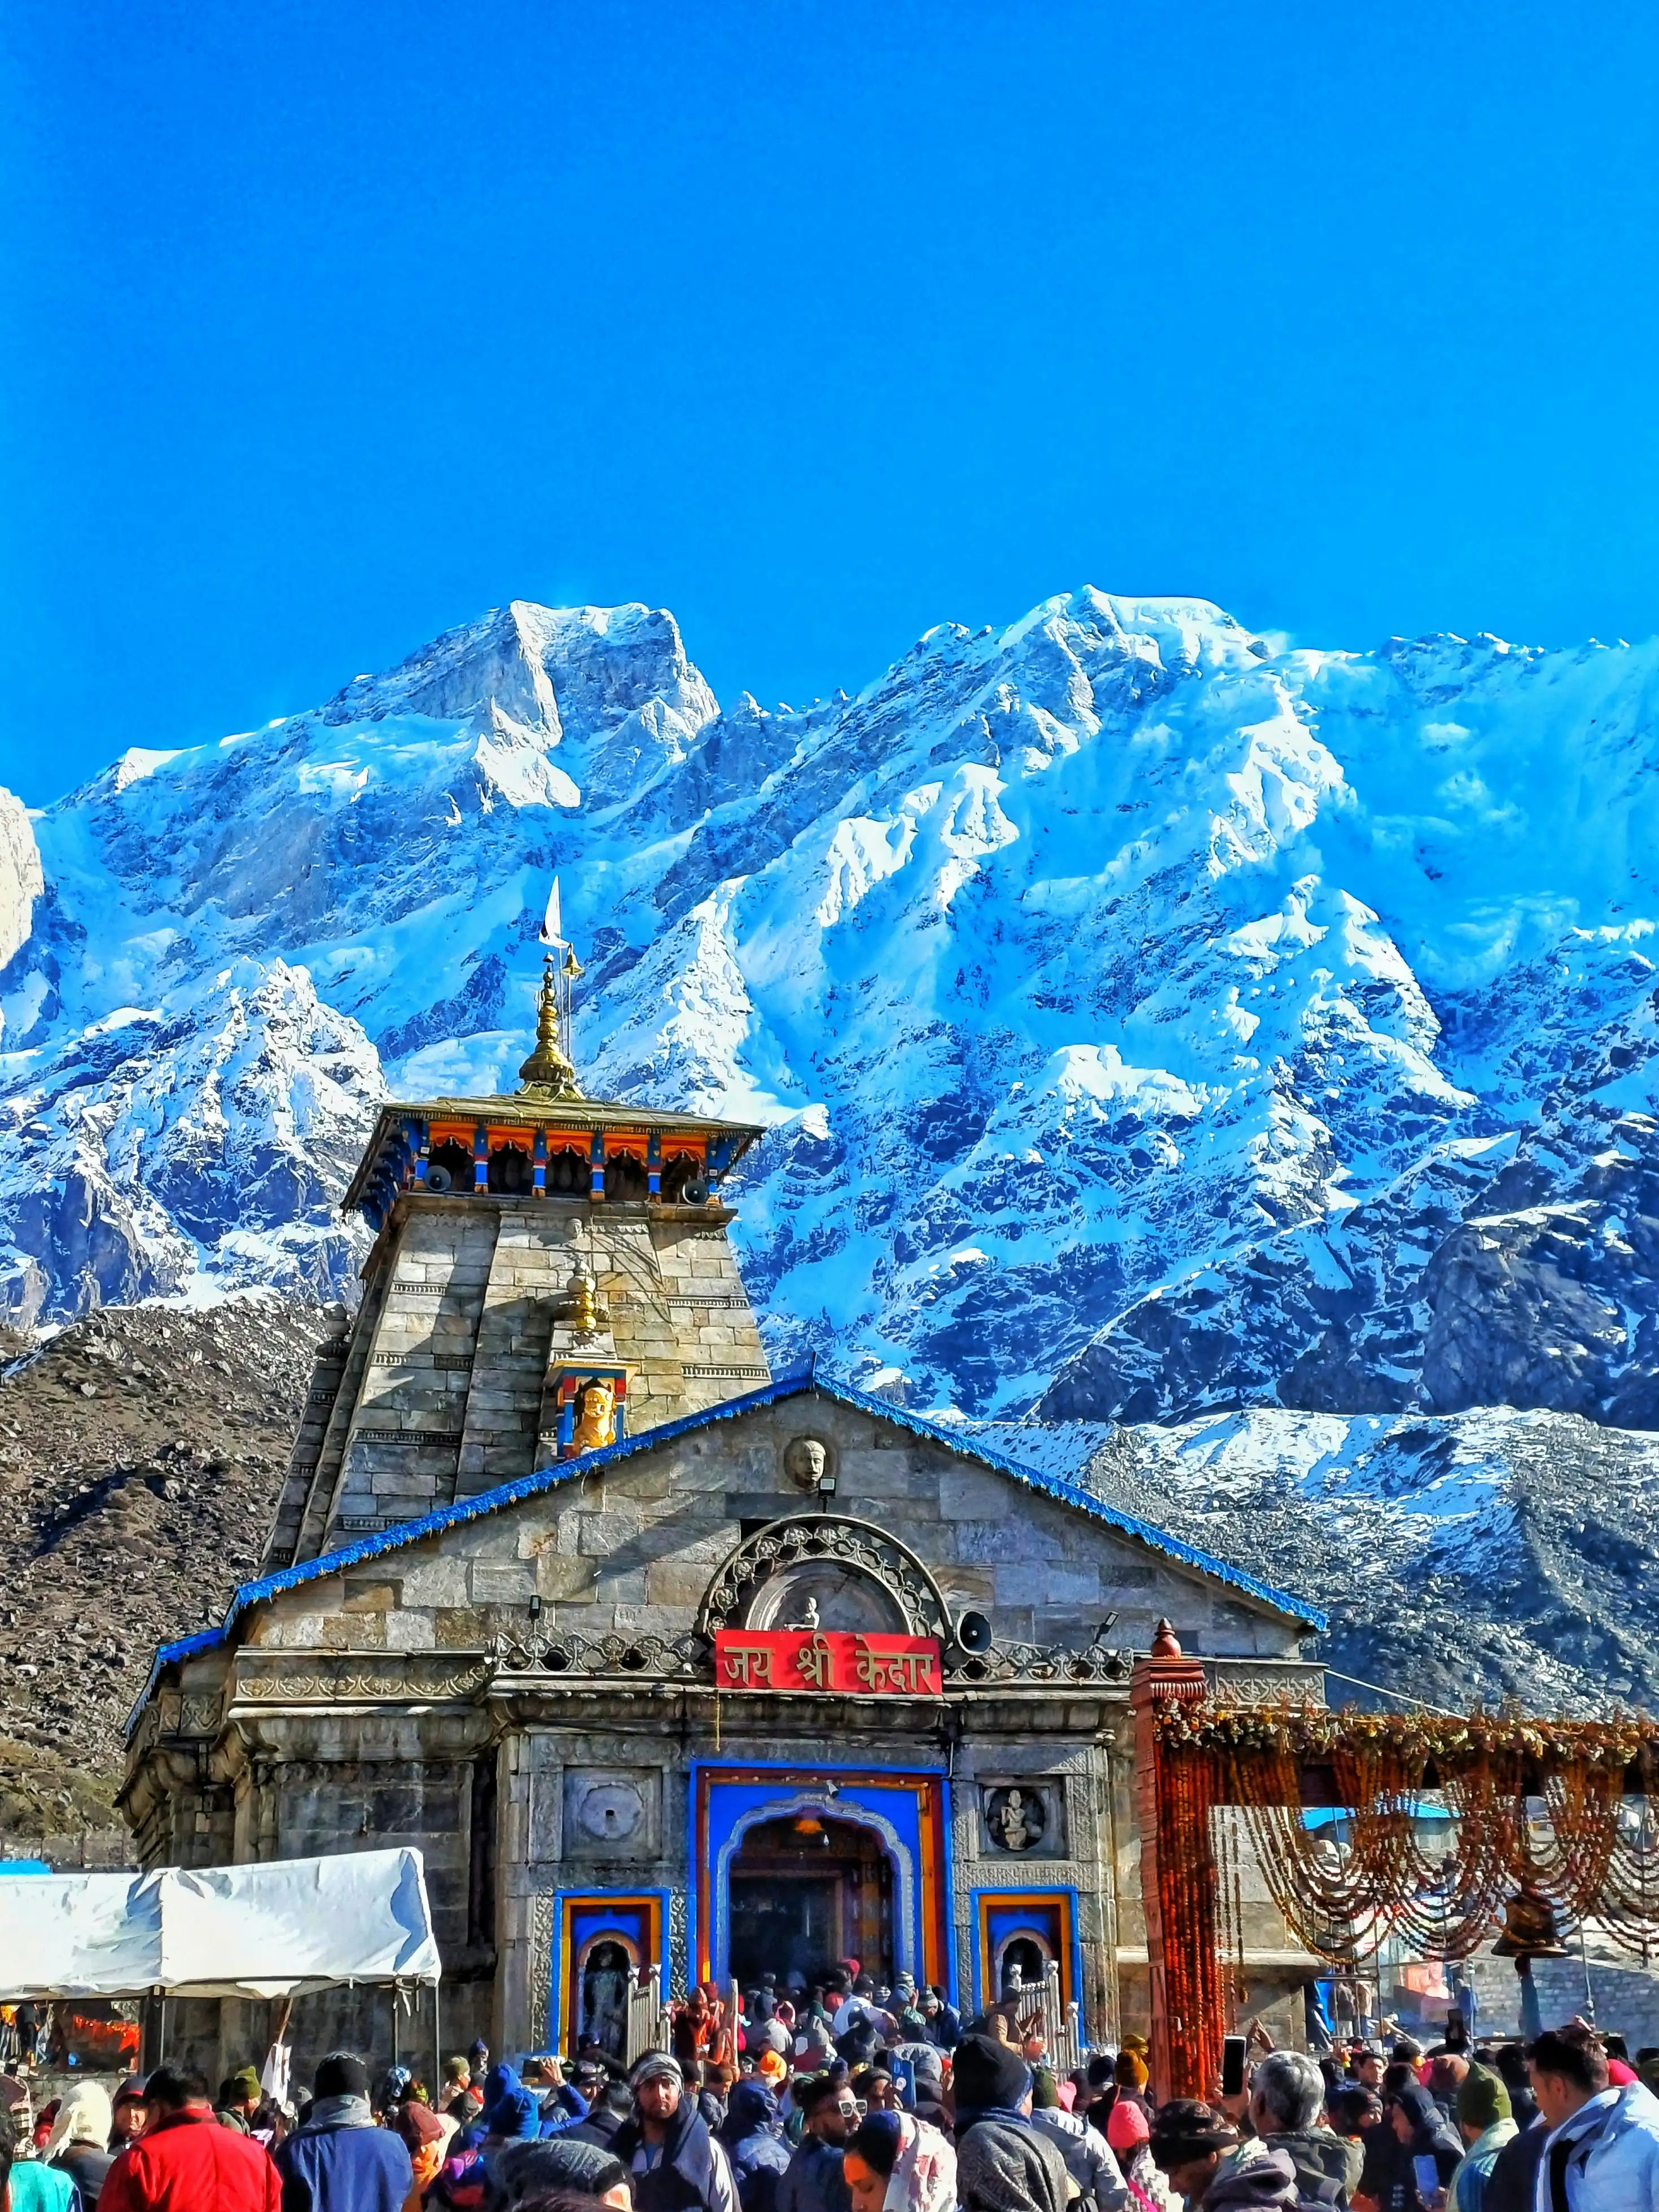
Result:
[542, 878, 563, 947]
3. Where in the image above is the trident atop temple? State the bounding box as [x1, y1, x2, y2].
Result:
[517, 877, 585, 1101]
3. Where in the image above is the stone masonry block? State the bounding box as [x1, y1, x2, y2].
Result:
[471, 1563, 537, 1604]
[577, 1511, 645, 1556]
[994, 1563, 1101, 1607]
[341, 1582, 398, 1613]
[381, 1609, 438, 1651]
[646, 1562, 717, 1606]
[951, 1518, 1063, 1563]
[433, 1606, 491, 1645]
[596, 1569, 648, 1604]
[535, 1554, 600, 1600]
[396, 1558, 471, 1607]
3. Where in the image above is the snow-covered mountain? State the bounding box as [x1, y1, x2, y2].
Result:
[6, 590, 1659, 1451]
[960, 1407, 1659, 1711]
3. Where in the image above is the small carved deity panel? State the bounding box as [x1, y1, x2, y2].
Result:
[982, 1783, 1049, 1854]
[783, 1435, 832, 1491]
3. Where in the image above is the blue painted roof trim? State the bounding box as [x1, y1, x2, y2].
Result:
[126, 1362, 1324, 1734]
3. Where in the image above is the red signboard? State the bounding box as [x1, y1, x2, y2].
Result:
[713, 1629, 942, 1697]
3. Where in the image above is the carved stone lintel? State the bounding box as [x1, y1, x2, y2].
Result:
[1200, 1661, 1327, 1707]
[234, 1658, 493, 1704]
[498, 1632, 705, 1680]
[954, 1639, 1131, 1687]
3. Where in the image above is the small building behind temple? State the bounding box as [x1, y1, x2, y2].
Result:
[122, 927, 1330, 2078]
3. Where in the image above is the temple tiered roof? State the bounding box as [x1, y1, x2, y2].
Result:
[344, 1094, 766, 1217]
[343, 905, 766, 1227]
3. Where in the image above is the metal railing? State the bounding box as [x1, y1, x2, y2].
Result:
[625, 1961, 673, 2065]
[1003, 1957, 1083, 2070]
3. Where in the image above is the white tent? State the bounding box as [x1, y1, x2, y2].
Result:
[0, 1848, 441, 2000]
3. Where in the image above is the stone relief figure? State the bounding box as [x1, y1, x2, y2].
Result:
[572, 1377, 617, 1452]
[783, 1435, 830, 1491]
[985, 1784, 1047, 1852]
[750, 1562, 905, 1635]
[580, 1938, 631, 2061]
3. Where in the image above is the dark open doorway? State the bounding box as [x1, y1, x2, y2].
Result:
[727, 1813, 894, 1990]
[998, 1935, 1048, 1994]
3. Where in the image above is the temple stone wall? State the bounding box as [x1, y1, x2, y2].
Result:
[248, 1395, 1302, 1662]
[135, 1386, 1319, 2079]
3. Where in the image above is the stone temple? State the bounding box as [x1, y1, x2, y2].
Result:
[122, 928, 1328, 2078]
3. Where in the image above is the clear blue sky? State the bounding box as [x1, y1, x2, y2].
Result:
[4, 1, 1659, 804]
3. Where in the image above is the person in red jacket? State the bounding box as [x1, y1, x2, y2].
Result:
[100, 2065, 280, 2212]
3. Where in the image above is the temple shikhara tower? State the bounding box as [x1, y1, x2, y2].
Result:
[264, 932, 769, 1568]
[122, 897, 1328, 2081]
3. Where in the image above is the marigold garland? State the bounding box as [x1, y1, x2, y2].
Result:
[1152, 1714, 1225, 2098]
[1151, 1702, 1659, 1967]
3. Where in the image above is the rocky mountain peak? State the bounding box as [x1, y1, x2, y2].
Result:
[5, 584, 1659, 1433]
[7, 586, 1659, 1711]
[318, 598, 718, 774]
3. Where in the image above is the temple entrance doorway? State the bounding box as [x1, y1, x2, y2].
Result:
[727, 1813, 893, 1988]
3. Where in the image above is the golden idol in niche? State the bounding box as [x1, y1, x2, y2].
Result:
[572, 1377, 618, 1452]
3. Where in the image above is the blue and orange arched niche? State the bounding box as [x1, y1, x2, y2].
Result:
[969, 1889, 1083, 2018]
[547, 1889, 669, 2056]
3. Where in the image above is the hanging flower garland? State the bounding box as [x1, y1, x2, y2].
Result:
[1152, 1701, 1659, 1965]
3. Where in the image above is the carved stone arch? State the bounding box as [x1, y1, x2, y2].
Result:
[696, 1514, 952, 1640]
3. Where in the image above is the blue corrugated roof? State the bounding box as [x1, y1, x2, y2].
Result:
[126, 1363, 1324, 1732]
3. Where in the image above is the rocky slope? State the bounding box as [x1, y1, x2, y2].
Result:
[1093, 1407, 1659, 1713]
[0, 1300, 318, 1855]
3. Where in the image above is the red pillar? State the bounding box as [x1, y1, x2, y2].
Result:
[1129, 1619, 1223, 2103]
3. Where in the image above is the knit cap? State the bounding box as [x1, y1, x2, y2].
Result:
[1455, 2064, 1511, 2133]
[953, 2033, 1032, 2112]
[630, 2052, 685, 2090]
[1107, 2098, 1151, 2154]
[395, 2102, 446, 2150]
[848, 2110, 903, 2178]
[314, 2053, 370, 2099]
[493, 2136, 629, 2200]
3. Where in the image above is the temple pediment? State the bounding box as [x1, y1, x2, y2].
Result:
[138, 1370, 1320, 1724]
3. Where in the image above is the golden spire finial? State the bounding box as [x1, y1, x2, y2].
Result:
[517, 878, 583, 1100]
